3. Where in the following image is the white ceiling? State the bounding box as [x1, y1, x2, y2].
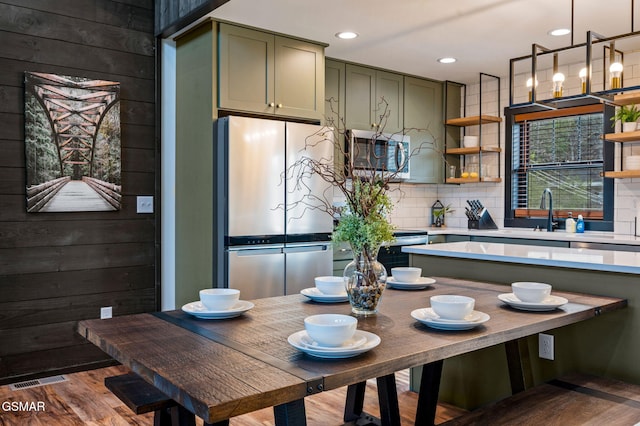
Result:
[208, 0, 638, 84]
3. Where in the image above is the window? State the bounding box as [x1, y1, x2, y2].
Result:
[505, 104, 614, 231]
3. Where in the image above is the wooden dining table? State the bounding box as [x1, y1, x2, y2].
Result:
[77, 277, 626, 426]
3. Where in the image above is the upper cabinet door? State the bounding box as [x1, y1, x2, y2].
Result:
[218, 24, 275, 115]
[404, 76, 443, 183]
[375, 70, 404, 133]
[345, 64, 376, 130]
[325, 59, 345, 126]
[274, 36, 324, 120]
[344, 65, 404, 133]
[219, 23, 325, 121]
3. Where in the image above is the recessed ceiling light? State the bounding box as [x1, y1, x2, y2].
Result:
[335, 31, 358, 40]
[437, 57, 457, 64]
[549, 28, 571, 36]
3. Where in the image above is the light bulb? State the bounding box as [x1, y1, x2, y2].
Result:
[552, 73, 565, 98]
[579, 68, 588, 94]
[526, 77, 538, 102]
[610, 62, 623, 89]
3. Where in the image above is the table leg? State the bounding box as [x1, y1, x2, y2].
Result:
[169, 406, 196, 426]
[343, 376, 400, 426]
[505, 338, 533, 394]
[376, 373, 401, 426]
[273, 398, 307, 426]
[414, 360, 443, 426]
[343, 381, 366, 421]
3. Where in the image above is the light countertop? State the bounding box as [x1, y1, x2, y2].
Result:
[403, 241, 640, 274]
[426, 227, 640, 246]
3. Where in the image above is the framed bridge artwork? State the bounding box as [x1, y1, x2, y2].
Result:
[24, 72, 121, 212]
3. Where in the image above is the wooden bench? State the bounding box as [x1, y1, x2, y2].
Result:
[442, 373, 640, 425]
[105, 373, 202, 426]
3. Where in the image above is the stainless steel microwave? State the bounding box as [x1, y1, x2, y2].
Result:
[346, 129, 410, 180]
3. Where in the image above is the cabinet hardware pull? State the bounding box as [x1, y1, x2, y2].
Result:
[277, 103, 283, 108]
[269, 102, 275, 107]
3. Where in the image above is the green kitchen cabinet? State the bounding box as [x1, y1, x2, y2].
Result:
[403, 76, 444, 183]
[325, 59, 345, 126]
[345, 64, 404, 133]
[325, 59, 346, 176]
[218, 23, 325, 121]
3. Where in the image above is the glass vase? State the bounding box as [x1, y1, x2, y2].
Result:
[343, 244, 387, 315]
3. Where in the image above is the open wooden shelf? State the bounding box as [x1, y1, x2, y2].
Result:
[603, 170, 640, 179]
[445, 146, 502, 155]
[446, 177, 502, 184]
[603, 131, 640, 143]
[613, 92, 640, 106]
[445, 115, 502, 126]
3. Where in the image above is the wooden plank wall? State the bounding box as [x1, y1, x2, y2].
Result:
[155, 0, 230, 36]
[0, 0, 157, 385]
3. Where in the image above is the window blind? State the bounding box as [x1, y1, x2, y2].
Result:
[512, 112, 604, 217]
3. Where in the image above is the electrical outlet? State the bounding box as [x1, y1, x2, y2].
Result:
[100, 306, 112, 319]
[539, 333, 554, 360]
[136, 196, 153, 214]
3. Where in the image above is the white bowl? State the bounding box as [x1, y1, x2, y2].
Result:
[314, 276, 346, 295]
[463, 135, 478, 148]
[304, 314, 357, 347]
[511, 282, 551, 303]
[430, 295, 475, 320]
[391, 267, 422, 282]
[199, 288, 240, 311]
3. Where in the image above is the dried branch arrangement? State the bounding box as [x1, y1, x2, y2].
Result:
[283, 98, 440, 254]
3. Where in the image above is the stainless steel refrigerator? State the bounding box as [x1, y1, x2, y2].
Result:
[214, 116, 333, 299]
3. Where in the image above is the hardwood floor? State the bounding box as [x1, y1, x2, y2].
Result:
[0, 366, 466, 425]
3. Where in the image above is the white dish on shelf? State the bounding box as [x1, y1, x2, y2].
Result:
[300, 287, 349, 302]
[411, 307, 489, 330]
[181, 300, 254, 319]
[288, 330, 380, 358]
[498, 293, 568, 311]
[387, 277, 436, 290]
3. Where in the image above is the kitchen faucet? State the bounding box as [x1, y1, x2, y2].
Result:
[540, 188, 558, 232]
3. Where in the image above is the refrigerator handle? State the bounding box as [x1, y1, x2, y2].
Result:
[230, 247, 284, 256]
[283, 244, 330, 254]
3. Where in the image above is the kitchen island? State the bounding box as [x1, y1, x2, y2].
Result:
[427, 227, 640, 248]
[404, 241, 640, 410]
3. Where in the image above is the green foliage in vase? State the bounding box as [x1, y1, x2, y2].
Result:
[332, 180, 395, 255]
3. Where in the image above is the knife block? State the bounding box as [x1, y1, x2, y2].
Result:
[467, 208, 498, 230]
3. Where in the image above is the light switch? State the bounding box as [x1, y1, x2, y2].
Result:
[136, 196, 154, 213]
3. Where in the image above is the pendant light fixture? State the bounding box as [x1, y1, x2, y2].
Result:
[509, 0, 640, 107]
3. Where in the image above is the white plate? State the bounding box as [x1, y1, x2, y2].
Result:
[288, 330, 380, 358]
[181, 300, 254, 319]
[387, 277, 436, 290]
[297, 333, 368, 352]
[498, 293, 568, 311]
[411, 308, 490, 330]
[300, 287, 349, 303]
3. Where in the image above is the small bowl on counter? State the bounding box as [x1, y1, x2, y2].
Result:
[304, 314, 357, 347]
[314, 276, 346, 295]
[430, 295, 475, 320]
[511, 282, 551, 303]
[391, 267, 422, 283]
